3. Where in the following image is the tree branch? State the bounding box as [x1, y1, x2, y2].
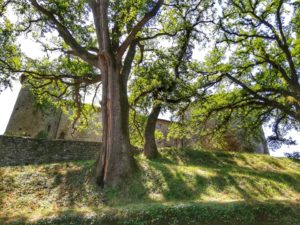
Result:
[30, 0, 99, 68]
[117, 0, 164, 59]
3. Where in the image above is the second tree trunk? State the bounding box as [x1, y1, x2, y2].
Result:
[144, 104, 161, 159]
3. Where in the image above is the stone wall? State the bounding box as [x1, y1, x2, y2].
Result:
[0, 136, 101, 166]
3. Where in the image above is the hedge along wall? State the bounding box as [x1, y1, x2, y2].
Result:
[0, 136, 101, 166]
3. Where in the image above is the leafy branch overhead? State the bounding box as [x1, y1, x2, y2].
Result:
[195, 0, 300, 147]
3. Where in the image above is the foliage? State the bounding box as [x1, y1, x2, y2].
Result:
[129, 111, 147, 147]
[35, 130, 48, 139]
[186, 96, 269, 152]
[3, 0, 169, 103]
[154, 129, 164, 141]
[1, 0, 169, 128]
[167, 122, 189, 141]
[0, 0, 21, 93]
[195, 0, 300, 148]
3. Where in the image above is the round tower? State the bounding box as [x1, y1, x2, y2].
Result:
[5, 78, 62, 139]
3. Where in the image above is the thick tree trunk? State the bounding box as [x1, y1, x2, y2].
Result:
[144, 104, 161, 159]
[95, 57, 135, 187]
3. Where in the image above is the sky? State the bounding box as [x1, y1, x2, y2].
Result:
[0, 81, 20, 134]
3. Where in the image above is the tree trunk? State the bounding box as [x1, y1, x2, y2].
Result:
[144, 104, 161, 159]
[95, 56, 135, 187]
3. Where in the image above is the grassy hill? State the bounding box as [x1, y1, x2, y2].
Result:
[1, 148, 300, 225]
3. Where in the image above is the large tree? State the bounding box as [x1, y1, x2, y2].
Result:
[7, 0, 168, 187]
[196, 0, 300, 146]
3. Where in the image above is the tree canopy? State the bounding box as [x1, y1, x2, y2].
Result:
[194, 0, 300, 147]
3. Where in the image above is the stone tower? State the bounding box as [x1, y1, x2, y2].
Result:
[5, 80, 62, 139]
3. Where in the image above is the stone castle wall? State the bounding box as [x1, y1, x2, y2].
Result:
[4, 85, 269, 154]
[5, 85, 103, 142]
[0, 136, 100, 166]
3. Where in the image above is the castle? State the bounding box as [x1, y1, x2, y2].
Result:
[5, 82, 269, 154]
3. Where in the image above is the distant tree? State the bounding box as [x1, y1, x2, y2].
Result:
[130, 49, 196, 158]
[195, 0, 300, 147]
[129, 0, 213, 158]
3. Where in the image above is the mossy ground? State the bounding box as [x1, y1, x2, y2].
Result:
[1, 148, 300, 224]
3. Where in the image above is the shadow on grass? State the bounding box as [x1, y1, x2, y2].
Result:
[39, 161, 104, 208]
[138, 148, 300, 202]
[149, 162, 209, 201]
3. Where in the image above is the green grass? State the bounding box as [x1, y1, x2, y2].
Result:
[1, 148, 300, 224]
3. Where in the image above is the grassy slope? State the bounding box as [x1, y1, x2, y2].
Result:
[1, 148, 300, 225]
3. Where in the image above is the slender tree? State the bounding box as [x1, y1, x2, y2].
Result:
[130, 49, 197, 158]
[129, 0, 213, 158]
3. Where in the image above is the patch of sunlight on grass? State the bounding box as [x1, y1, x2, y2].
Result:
[148, 193, 165, 201]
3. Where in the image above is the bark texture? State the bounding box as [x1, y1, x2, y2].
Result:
[144, 104, 161, 159]
[95, 56, 135, 187]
